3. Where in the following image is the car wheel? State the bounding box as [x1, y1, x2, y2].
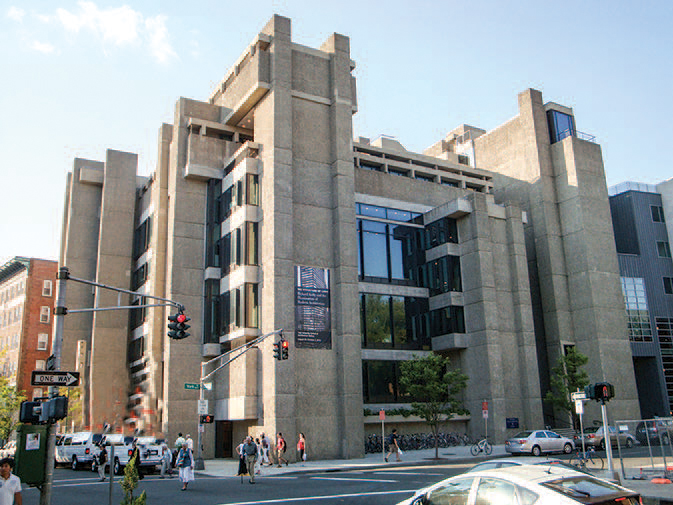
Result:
[626, 438, 634, 448]
[563, 443, 573, 454]
[114, 459, 121, 475]
[71, 456, 78, 471]
[532, 445, 541, 457]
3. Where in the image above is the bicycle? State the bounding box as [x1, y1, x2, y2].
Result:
[569, 446, 604, 471]
[470, 437, 492, 456]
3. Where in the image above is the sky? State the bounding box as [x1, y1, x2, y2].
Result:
[1, 0, 672, 265]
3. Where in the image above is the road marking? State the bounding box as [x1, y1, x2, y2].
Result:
[220, 489, 416, 505]
[309, 476, 398, 483]
[373, 471, 444, 476]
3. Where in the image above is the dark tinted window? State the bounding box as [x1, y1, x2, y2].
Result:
[427, 477, 474, 505]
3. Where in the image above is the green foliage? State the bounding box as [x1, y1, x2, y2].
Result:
[363, 407, 412, 417]
[544, 347, 589, 427]
[120, 454, 146, 505]
[398, 353, 468, 458]
[0, 376, 24, 443]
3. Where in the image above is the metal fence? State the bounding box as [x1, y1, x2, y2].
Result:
[612, 417, 673, 480]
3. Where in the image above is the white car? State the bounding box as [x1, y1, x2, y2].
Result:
[396, 465, 641, 505]
[58, 432, 104, 470]
[99, 434, 163, 475]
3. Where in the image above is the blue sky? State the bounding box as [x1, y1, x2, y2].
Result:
[2, 0, 672, 265]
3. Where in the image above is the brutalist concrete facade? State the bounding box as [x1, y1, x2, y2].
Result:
[58, 15, 639, 458]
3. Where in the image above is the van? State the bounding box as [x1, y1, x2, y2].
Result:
[100, 434, 162, 475]
[59, 432, 104, 470]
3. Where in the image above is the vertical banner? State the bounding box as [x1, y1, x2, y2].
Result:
[294, 265, 331, 349]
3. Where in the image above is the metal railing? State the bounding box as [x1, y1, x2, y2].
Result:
[554, 129, 597, 144]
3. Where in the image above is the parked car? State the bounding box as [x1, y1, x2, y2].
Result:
[98, 434, 162, 475]
[396, 465, 641, 505]
[468, 456, 589, 474]
[636, 419, 673, 446]
[574, 426, 636, 450]
[505, 430, 574, 456]
[0, 441, 16, 459]
[59, 432, 104, 470]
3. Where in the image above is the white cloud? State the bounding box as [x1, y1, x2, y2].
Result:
[7, 6, 25, 22]
[53, 1, 176, 62]
[30, 41, 56, 54]
[145, 15, 177, 64]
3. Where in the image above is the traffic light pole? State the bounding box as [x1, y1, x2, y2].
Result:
[194, 329, 284, 470]
[601, 400, 614, 475]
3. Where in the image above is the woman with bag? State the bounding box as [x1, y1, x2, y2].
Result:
[297, 433, 307, 463]
[176, 442, 195, 491]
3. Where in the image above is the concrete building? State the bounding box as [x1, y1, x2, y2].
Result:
[58, 15, 639, 459]
[608, 181, 673, 418]
[0, 257, 57, 400]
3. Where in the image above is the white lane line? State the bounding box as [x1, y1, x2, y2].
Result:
[219, 488, 417, 505]
[309, 476, 397, 483]
[373, 471, 445, 476]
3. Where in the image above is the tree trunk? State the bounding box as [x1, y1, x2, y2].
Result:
[434, 424, 439, 459]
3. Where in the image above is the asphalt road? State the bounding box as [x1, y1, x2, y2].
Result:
[21, 464, 475, 505]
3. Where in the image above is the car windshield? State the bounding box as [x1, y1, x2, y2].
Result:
[584, 427, 599, 434]
[543, 476, 638, 504]
[513, 431, 532, 438]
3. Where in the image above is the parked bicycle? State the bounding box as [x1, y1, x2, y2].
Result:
[569, 446, 604, 471]
[470, 437, 492, 456]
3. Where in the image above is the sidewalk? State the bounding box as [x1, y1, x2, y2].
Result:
[196, 445, 673, 504]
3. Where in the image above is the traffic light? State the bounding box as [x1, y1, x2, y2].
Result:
[584, 384, 595, 400]
[273, 341, 281, 360]
[585, 382, 615, 402]
[281, 339, 289, 360]
[200, 414, 214, 424]
[19, 401, 41, 424]
[168, 312, 190, 340]
[40, 396, 68, 423]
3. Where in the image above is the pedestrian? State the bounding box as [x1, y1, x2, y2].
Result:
[96, 441, 108, 481]
[186, 434, 193, 450]
[235, 438, 247, 477]
[385, 429, 401, 462]
[254, 437, 263, 474]
[297, 433, 307, 462]
[173, 432, 185, 469]
[276, 432, 288, 467]
[176, 442, 194, 491]
[129, 439, 144, 479]
[243, 437, 258, 484]
[0, 457, 21, 505]
[260, 432, 271, 466]
[160, 441, 173, 478]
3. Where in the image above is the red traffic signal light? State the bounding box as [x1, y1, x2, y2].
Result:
[200, 414, 214, 424]
[168, 311, 190, 340]
[281, 339, 289, 360]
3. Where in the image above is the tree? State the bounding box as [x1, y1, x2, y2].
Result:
[399, 353, 468, 459]
[544, 347, 589, 429]
[0, 376, 24, 444]
[120, 454, 146, 505]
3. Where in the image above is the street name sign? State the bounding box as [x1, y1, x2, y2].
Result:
[571, 391, 587, 401]
[184, 383, 201, 390]
[31, 371, 80, 387]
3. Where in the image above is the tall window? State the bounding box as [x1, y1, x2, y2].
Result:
[131, 264, 148, 291]
[37, 333, 49, 351]
[129, 297, 147, 330]
[656, 318, 673, 405]
[357, 220, 417, 284]
[35, 359, 46, 371]
[665, 277, 673, 295]
[133, 217, 151, 260]
[658, 241, 672, 258]
[360, 294, 429, 350]
[621, 277, 653, 341]
[206, 179, 222, 268]
[40, 306, 50, 323]
[42, 280, 53, 297]
[203, 280, 221, 344]
[652, 205, 666, 223]
[547, 109, 575, 143]
[429, 306, 466, 336]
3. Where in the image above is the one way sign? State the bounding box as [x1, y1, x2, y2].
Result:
[31, 371, 80, 387]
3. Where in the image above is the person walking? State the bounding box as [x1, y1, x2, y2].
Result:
[254, 437, 263, 475]
[0, 457, 21, 505]
[276, 432, 288, 467]
[243, 437, 258, 484]
[235, 438, 248, 478]
[297, 433, 306, 463]
[129, 439, 143, 480]
[160, 441, 173, 478]
[176, 442, 194, 491]
[173, 432, 185, 470]
[260, 432, 271, 466]
[96, 441, 108, 481]
[385, 429, 401, 462]
[186, 434, 193, 450]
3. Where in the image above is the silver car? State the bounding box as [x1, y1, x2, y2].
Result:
[505, 430, 574, 456]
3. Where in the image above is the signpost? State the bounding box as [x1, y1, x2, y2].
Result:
[379, 409, 386, 462]
[197, 399, 208, 415]
[573, 389, 587, 458]
[184, 383, 201, 390]
[31, 371, 80, 387]
[482, 401, 488, 441]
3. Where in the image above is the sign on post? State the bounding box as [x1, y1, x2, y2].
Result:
[31, 371, 79, 387]
[184, 383, 201, 390]
[575, 400, 584, 415]
[571, 391, 587, 401]
[197, 399, 208, 415]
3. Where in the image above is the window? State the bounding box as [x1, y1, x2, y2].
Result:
[132, 217, 152, 260]
[475, 478, 525, 505]
[357, 220, 417, 284]
[652, 205, 666, 223]
[246, 174, 260, 206]
[35, 360, 46, 371]
[129, 297, 147, 330]
[426, 477, 475, 505]
[245, 222, 259, 265]
[42, 280, 53, 297]
[131, 264, 148, 291]
[621, 277, 652, 342]
[203, 280, 221, 344]
[37, 333, 49, 351]
[40, 306, 50, 323]
[33, 388, 43, 400]
[658, 241, 672, 258]
[665, 277, 673, 295]
[360, 294, 430, 350]
[429, 306, 466, 336]
[547, 109, 575, 143]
